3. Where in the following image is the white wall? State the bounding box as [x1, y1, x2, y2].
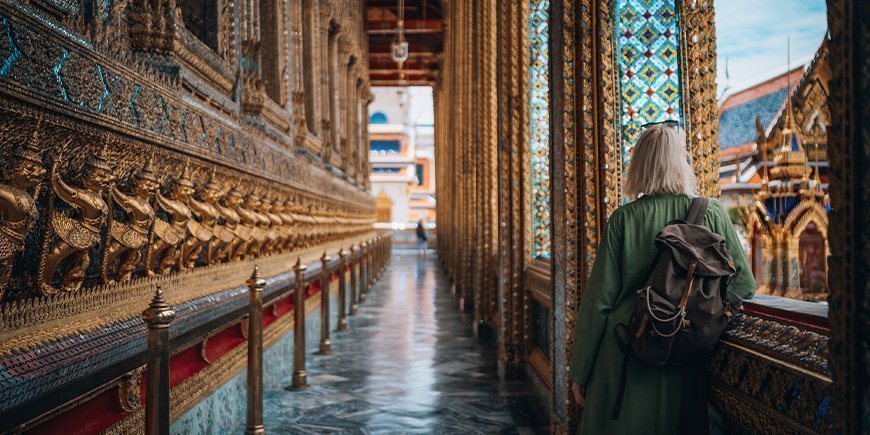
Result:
[368, 86, 436, 224]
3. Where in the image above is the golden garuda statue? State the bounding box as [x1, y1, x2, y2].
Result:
[0, 129, 46, 298]
[40, 149, 113, 294]
[147, 161, 194, 275]
[103, 155, 159, 284]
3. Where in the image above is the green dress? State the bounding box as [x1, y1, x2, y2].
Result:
[569, 195, 755, 435]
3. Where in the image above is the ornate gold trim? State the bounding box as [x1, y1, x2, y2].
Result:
[0, 233, 375, 357]
[528, 347, 553, 390]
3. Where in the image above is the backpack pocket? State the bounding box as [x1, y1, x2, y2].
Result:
[628, 286, 685, 365]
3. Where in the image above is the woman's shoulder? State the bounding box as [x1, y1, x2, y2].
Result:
[704, 197, 733, 226]
[705, 197, 728, 217]
[615, 194, 690, 213]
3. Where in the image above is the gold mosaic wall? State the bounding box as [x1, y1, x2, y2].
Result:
[0, 0, 375, 370]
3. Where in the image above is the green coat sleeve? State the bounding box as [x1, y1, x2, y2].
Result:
[569, 211, 623, 386]
[710, 199, 756, 300]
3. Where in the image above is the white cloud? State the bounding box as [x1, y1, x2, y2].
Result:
[714, 0, 827, 95]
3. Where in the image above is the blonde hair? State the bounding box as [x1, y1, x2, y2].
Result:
[624, 124, 697, 199]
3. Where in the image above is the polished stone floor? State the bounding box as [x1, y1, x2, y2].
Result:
[260, 250, 548, 434]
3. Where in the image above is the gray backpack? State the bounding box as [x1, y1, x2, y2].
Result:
[611, 197, 739, 419]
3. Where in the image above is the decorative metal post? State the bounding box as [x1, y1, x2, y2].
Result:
[380, 236, 386, 272]
[380, 235, 386, 274]
[374, 236, 381, 278]
[317, 252, 332, 354]
[337, 248, 349, 330]
[358, 242, 367, 302]
[349, 245, 359, 314]
[142, 286, 176, 435]
[245, 266, 265, 435]
[367, 239, 374, 292]
[291, 258, 309, 389]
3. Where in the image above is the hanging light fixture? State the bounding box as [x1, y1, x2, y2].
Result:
[390, 0, 409, 63]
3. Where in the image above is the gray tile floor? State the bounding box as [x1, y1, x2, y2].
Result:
[260, 250, 548, 434]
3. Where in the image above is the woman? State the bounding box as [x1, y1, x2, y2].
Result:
[415, 220, 428, 255]
[569, 123, 755, 434]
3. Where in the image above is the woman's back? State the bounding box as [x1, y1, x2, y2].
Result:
[570, 194, 754, 434]
[609, 195, 753, 308]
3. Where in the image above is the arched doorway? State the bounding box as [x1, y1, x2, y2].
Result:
[799, 221, 827, 295]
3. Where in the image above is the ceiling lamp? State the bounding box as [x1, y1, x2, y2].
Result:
[390, 0, 409, 63]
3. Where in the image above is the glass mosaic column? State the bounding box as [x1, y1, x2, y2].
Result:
[529, 0, 551, 260]
[615, 0, 683, 188]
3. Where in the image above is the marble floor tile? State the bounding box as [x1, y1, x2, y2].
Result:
[257, 251, 548, 434]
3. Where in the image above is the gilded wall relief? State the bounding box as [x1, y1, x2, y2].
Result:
[102, 155, 159, 284]
[40, 147, 113, 294]
[709, 313, 833, 433]
[0, 0, 374, 306]
[0, 126, 46, 298]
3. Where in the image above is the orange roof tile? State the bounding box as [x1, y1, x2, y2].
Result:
[719, 67, 804, 113]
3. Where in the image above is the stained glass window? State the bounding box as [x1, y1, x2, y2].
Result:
[616, 0, 682, 173]
[530, 0, 551, 260]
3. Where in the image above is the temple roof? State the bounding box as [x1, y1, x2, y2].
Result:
[718, 67, 804, 151]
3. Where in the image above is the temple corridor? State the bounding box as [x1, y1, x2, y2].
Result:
[258, 251, 547, 434]
[0, 0, 867, 433]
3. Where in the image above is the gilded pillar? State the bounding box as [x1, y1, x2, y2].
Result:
[291, 258, 309, 389]
[358, 241, 367, 302]
[366, 239, 374, 292]
[245, 266, 266, 435]
[349, 245, 359, 313]
[142, 287, 176, 435]
[337, 248, 349, 330]
[318, 252, 332, 354]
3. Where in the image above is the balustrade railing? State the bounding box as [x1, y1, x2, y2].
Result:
[142, 287, 175, 435]
[318, 252, 334, 355]
[134, 233, 392, 434]
[245, 267, 266, 435]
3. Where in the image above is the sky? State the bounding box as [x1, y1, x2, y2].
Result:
[714, 0, 827, 97]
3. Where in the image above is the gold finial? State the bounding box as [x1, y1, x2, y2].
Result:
[247, 265, 266, 290]
[142, 286, 176, 327]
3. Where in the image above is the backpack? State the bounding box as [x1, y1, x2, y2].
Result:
[610, 197, 739, 419]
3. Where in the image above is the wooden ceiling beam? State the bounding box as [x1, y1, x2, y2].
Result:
[366, 0, 443, 85]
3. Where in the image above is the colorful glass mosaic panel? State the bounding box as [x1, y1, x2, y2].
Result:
[530, 0, 551, 259]
[616, 0, 682, 173]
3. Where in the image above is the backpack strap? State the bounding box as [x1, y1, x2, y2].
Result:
[686, 197, 709, 226]
[610, 352, 630, 420]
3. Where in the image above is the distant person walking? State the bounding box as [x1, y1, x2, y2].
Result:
[415, 220, 428, 255]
